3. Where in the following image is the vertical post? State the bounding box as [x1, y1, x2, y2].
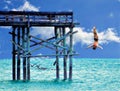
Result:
[12, 26, 16, 80]
[63, 27, 67, 80]
[17, 27, 21, 80]
[55, 27, 59, 79]
[27, 27, 30, 80]
[22, 27, 26, 80]
[69, 27, 73, 80]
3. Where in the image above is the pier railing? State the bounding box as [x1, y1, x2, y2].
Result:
[0, 11, 73, 27]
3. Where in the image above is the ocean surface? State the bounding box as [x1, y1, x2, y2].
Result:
[0, 58, 120, 91]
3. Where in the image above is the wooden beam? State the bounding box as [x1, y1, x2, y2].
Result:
[26, 27, 30, 80]
[69, 27, 73, 80]
[0, 11, 73, 16]
[12, 26, 16, 80]
[21, 53, 79, 58]
[30, 35, 73, 52]
[30, 36, 55, 47]
[30, 40, 56, 51]
[55, 27, 59, 79]
[55, 30, 78, 44]
[63, 27, 67, 80]
[11, 40, 25, 51]
[22, 27, 27, 80]
[17, 27, 21, 80]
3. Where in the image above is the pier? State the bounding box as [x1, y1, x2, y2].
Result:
[0, 11, 78, 80]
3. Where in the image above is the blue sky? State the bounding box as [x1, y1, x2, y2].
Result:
[0, 0, 120, 58]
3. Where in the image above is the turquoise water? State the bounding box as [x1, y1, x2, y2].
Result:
[0, 58, 120, 91]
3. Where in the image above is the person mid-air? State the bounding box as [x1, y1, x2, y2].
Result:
[87, 27, 103, 50]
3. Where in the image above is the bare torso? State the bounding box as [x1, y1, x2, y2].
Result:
[93, 41, 98, 48]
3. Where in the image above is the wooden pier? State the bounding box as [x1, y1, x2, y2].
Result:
[0, 11, 78, 80]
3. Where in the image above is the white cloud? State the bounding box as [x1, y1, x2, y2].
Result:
[31, 27, 120, 46]
[72, 27, 93, 45]
[5, 0, 11, 4]
[98, 28, 120, 44]
[12, 0, 39, 11]
[31, 27, 54, 39]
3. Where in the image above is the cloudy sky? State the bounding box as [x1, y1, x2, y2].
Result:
[0, 0, 120, 58]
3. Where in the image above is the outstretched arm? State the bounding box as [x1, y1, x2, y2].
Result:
[97, 45, 103, 49]
[86, 44, 93, 49]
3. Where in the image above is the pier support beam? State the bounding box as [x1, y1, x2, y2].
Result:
[22, 27, 27, 80]
[55, 27, 59, 79]
[17, 27, 21, 80]
[69, 27, 73, 80]
[12, 26, 16, 80]
[11, 26, 30, 81]
[22, 27, 30, 80]
[63, 27, 67, 80]
[26, 27, 30, 80]
[11, 26, 74, 81]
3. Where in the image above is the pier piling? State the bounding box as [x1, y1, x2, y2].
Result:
[12, 27, 16, 80]
[55, 27, 60, 79]
[69, 27, 73, 80]
[17, 27, 21, 80]
[63, 27, 67, 80]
